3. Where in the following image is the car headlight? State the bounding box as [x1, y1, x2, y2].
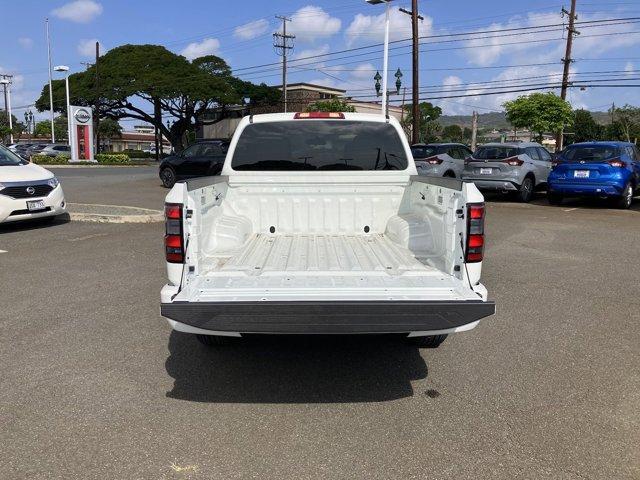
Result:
[47, 177, 59, 189]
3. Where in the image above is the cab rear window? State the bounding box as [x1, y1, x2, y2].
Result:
[231, 121, 408, 171]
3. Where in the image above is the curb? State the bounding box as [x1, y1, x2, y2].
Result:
[46, 164, 157, 169]
[68, 203, 164, 224]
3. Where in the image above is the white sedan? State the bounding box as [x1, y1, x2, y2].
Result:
[0, 144, 67, 224]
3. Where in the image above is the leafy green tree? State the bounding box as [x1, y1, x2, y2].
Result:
[0, 112, 22, 143]
[572, 109, 603, 143]
[604, 120, 631, 141]
[442, 124, 463, 142]
[402, 102, 442, 142]
[306, 98, 356, 112]
[34, 117, 68, 140]
[97, 118, 122, 139]
[463, 127, 473, 142]
[503, 92, 573, 142]
[613, 105, 640, 142]
[35, 45, 279, 151]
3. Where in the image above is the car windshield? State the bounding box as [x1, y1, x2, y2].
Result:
[561, 145, 620, 162]
[231, 120, 408, 171]
[473, 146, 521, 160]
[0, 145, 26, 166]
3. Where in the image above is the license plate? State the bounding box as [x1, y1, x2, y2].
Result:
[574, 170, 590, 178]
[479, 168, 493, 175]
[27, 200, 46, 211]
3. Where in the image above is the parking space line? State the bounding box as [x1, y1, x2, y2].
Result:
[0, 250, 7, 254]
[563, 208, 579, 212]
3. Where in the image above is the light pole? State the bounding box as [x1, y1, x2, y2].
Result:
[374, 68, 403, 116]
[1, 79, 14, 144]
[54, 65, 71, 148]
[24, 110, 34, 141]
[366, 0, 393, 115]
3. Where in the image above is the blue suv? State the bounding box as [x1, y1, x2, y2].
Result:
[548, 142, 640, 209]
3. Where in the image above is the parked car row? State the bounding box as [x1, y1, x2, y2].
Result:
[8, 143, 71, 160]
[412, 141, 639, 209]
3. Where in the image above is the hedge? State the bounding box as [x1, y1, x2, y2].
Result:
[120, 149, 154, 158]
[96, 153, 130, 164]
[31, 154, 70, 165]
[31, 153, 137, 165]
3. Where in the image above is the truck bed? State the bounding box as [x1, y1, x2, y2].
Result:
[182, 234, 480, 303]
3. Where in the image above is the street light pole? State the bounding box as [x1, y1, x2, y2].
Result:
[366, 0, 393, 116]
[381, 1, 390, 115]
[1, 79, 14, 144]
[54, 66, 71, 149]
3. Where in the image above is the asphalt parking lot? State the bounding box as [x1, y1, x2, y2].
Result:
[1, 167, 639, 479]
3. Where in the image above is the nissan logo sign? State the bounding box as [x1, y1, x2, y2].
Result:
[26, 187, 35, 195]
[74, 108, 91, 124]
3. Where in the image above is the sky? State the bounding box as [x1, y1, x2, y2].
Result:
[2, 0, 640, 128]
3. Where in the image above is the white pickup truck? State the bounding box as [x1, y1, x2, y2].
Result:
[160, 112, 494, 347]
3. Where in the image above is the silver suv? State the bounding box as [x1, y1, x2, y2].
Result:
[411, 143, 472, 178]
[462, 142, 553, 202]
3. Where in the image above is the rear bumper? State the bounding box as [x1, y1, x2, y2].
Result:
[548, 181, 625, 196]
[160, 300, 496, 334]
[463, 178, 519, 191]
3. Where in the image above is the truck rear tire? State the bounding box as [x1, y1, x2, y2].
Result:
[406, 334, 448, 348]
[195, 334, 237, 346]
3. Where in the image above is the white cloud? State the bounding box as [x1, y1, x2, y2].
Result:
[180, 38, 221, 61]
[18, 37, 33, 49]
[293, 44, 330, 60]
[77, 39, 105, 58]
[234, 19, 270, 40]
[51, 0, 103, 23]
[625, 62, 635, 76]
[351, 63, 377, 79]
[289, 6, 341, 43]
[345, 10, 432, 46]
[464, 11, 640, 67]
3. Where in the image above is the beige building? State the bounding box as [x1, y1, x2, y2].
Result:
[107, 125, 171, 153]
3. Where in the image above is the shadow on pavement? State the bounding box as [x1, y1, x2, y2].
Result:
[165, 332, 428, 403]
[0, 213, 71, 234]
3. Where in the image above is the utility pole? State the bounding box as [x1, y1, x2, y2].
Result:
[471, 110, 478, 151]
[274, 16, 295, 113]
[95, 41, 100, 154]
[400, 2, 423, 144]
[610, 102, 615, 124]
[557, 0, 579, 151]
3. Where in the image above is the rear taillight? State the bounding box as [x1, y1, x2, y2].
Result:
[165, 203, 184, 263]
[608, 158, 626, 168]
[466, 203, 485, 263]
[502, 156, 524, 166]
[425, 155, 443, 165]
